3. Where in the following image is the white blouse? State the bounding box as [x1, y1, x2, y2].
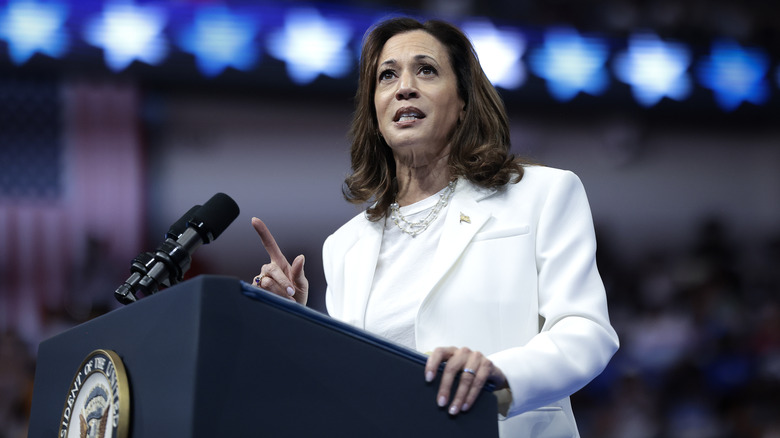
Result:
[364, 186, 452, 350]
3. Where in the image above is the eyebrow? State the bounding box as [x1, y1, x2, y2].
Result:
[379, 54, 438, 69]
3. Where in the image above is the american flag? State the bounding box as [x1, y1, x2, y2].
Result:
[0, 78, 145, 346]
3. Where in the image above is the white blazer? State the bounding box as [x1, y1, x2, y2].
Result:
[323, 166, 619, 438]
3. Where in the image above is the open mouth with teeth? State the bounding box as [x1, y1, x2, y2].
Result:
[394, 107, 426, 122]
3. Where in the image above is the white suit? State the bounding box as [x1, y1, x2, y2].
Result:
[323, 166, 619, 437]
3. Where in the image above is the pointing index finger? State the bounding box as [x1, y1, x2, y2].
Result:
[251, 217, 290, 269]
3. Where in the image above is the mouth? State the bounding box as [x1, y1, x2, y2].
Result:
[393, 106, 426, 122]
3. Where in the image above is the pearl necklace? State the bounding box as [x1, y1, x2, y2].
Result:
[390, 180, 457, 237]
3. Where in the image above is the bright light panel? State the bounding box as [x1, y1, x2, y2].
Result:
[613, 32, 691, 107]
[528, 27, 610, 101]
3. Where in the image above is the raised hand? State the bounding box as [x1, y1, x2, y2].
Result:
[251, 217, 309, 305]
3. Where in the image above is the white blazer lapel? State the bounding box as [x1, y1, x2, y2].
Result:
[422, 179, 493, 298]
[342, 218, 383, 328]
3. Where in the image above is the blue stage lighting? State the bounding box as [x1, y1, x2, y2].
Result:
[777, 64, 780, 90]
[528, 27, 610, 101]
[83, 1, 168, 71]
[696, 39, 770, 111]
[462, 20, 526, 90]
[613, 33, 692, 107]
[0, 0, 69, 64]
[178, 6, 260, 77]
[266, 8, 353, 85]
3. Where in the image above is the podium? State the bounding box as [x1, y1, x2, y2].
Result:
[28, 275, 498, 437]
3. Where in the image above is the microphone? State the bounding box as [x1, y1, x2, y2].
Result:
[114, 193, 240, 304]
[113, 205, 202, 304]
[166, 204, 202, 240]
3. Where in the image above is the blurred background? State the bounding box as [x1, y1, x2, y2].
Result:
[1, 0, 779, 436]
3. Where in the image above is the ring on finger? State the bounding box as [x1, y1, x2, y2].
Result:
[254, 273, 267, 285]
[463, 368, 477, 376]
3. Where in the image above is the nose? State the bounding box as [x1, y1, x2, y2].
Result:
[395, 71, 418, 100]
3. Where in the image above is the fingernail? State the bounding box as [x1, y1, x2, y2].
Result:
[462, 403, 469, 411]
[425, 371, 434, 382]
[286, 286, 295, 296]
[437, 396, 447, 407]
[449, 405, 458, 415]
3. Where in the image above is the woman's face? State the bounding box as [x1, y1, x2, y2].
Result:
[374, 30, 465, 163]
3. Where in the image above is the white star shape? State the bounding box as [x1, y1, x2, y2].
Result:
[266, 8, 353, 85]
[178, 6, 260, 77]
[528, 27, 610, 101]
[0, 0, 68, 64]
[462, 20, 526, 90]
[696, 39, 770, 111]
[613, 33, 692, 107]
[84, 1, 168, 71]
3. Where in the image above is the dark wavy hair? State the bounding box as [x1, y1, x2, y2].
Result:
[344, 17, 527, 221]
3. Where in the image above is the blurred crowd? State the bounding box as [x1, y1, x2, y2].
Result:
[573, 218, 780, 437]
[0, 303, 107, 438]
[0, 330, 33, 438]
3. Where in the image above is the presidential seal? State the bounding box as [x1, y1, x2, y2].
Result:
[59, 349, 130, 438]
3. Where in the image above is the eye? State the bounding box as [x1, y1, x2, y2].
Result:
[419, 65, 437, 76]
[378, 69, 395, 81]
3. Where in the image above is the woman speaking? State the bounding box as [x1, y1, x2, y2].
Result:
[251, 17, 619, 438]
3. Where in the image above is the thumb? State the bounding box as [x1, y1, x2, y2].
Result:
[291, 255, 306, 284]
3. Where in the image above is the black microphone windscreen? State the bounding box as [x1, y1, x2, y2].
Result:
[191, 193, 240, 241]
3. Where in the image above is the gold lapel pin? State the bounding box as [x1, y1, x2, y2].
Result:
[459, 212, 471, 224]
